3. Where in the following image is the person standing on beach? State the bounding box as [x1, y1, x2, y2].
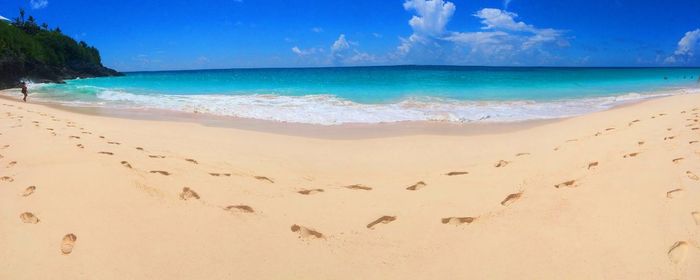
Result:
[20, 82, 28, 102]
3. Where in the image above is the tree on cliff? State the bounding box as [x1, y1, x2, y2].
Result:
[0, 9, 120, 88]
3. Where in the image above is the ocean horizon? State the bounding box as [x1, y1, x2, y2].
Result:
[22, 65, 700, 125]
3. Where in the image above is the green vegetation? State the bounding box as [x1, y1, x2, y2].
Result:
[0, 9, 120, 89]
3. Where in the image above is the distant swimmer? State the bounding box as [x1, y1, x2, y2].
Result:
[20, 82, 28, 102]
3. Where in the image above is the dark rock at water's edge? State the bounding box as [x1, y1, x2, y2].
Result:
[0, 10, 122, 90]
[0, 54, 122, 89]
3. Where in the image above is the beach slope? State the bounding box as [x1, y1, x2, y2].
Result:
[0, 93, 699, 279]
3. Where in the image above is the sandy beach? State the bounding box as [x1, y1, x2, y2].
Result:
[1, 90, 699, 279]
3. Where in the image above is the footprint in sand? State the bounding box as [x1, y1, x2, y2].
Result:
[691, 211, 700, 225]
[19, 212, 39, 224]
[446, 171, 469, 176]
[22, 186, 36, 197]
[179, 187, 200, 200]
[61, 234, 77, 255]
[495, 160, 510, 168]
[672, 157, 684, 164]
[185, 158, 198, 164]
[76, 144, 84, 149]
[298, 188, 324, 195]
[594, 132, 602, 136]
[120, 161, 132, 168]
[254, 176, 274, 183]
[515, 152, 530, 157]
[69, 136, 80, 139]
[605, 127, 615, 131]
[99, 136, 105, 139]
[555, 180, 577, 188]
[209, 173, 231, 177]
[6, 161, 16, 168]
[135, 147, 144, 151]
[290, 224, 324, 239]
[107, 142, 120, 145]
[687, 171, 699, 181]
[81, 131, 92, 135]
[666, 188, 683, 199]
[406, 181, 427, 191]
[224, 205, 254, 213]
[501, 192, 523, 206]
[664, 136, 676, 140]
[638, 141, 645, 145]
[344, 184, 372, 191]
[367, 216, 397, 229]
[441, 217, 477, 225]
[668, 241, 689, 264]
[623, 152, 639, 158]
[588, 162, 599, 169]
[690, 141, 699, 145]
[98, 151, 113, 155]
[628, 120, 640, 126]
[150, 170, 170, 176]
[148, 155, 165, 159]
[1, 176, 14, 182]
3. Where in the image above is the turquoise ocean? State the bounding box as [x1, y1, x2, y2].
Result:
[21, 66, 700, 125]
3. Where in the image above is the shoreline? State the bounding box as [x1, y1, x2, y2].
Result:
[0, 87, 691, 139]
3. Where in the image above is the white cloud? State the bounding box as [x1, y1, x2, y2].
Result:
[331, 34, 350, 54]
[30, 0, 48, 9]
[403, 0, 455, 37]
[347, 51, 377, 63]
[475, 8, 534, 32]
[444, 31, 509, 45]
[291, 46, 304, 55]
[311, 27, 323, 33]
[665, 29, 700, 64]
[291, 46, 322, 56]
[397, 1, 567, 64]
[294, 1, 567, 66]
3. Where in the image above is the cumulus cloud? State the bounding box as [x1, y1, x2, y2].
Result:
[294, 1, 566, 66]
[397, 0, 567, 64]
[311, 27, 323, 33]
[403, 0, 455, 37]
[396, 0, 455, 56]
[665, 29, 700, 64]
[30, 0, 48, 9]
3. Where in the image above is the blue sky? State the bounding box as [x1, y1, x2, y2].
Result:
[2, 0, 699, 71]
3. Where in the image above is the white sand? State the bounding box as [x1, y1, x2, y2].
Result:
[0, 92, 699, 279]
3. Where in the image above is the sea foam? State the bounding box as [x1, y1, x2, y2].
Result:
[15, 84, 697, 125]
